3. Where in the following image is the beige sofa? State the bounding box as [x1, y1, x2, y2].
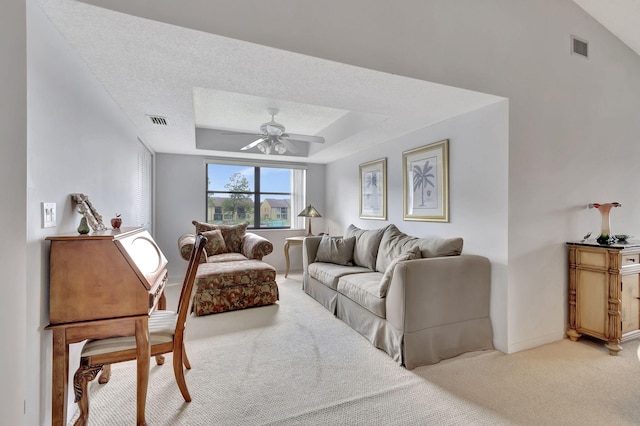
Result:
[302, 224, 493, 369]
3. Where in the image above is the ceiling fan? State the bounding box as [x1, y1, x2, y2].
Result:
[233, 108, 325, 155]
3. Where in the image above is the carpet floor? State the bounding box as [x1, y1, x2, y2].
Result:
[70, 273, 640, 425]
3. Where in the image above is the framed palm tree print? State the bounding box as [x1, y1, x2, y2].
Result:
[403, 140, 449, 222]
[359, 158, 387, 220]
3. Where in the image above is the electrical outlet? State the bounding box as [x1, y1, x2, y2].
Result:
[42, 202, 56, 228]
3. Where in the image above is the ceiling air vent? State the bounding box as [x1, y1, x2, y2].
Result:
[571, 35, 588, 59]
[147, 115, 169, 126]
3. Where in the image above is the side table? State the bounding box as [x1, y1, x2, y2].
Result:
[284, 236, 306, 277]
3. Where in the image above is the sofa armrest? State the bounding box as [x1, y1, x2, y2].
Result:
[241, 232, 273, 260]
[302, 236, 322, 271]
[385, 254, 491, 333]
[178, 233, 208, 263]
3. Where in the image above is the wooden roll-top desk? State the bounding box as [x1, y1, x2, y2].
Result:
[46, 227, 168, 425]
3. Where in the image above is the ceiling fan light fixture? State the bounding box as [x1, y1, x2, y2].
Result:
[256, 139, 287, 155]
[274, 141, 287, 154]
[257, 141, 269, 154]
[237, 109, 323, 155]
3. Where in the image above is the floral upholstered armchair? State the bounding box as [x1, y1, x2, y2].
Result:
[178, 221, 278, 316]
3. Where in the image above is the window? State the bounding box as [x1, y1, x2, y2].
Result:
[206, 162, 306, 229]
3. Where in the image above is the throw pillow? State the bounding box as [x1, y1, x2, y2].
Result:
[344, 224, 388, 270]
[192, 220, 248, 253]
[378, 247, 421, 297]
[375, 224, 463, 272]
[315, 234, 356, 266]
[201, 229, 229, 256]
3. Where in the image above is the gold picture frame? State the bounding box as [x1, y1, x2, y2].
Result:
[403, 139, 449, 222]
[359, 158, 387, 220]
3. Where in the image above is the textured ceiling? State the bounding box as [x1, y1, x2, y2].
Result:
[36, 0, 504, 163]
[36, 1, 639, 163]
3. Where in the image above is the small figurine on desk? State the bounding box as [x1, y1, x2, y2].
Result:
[111, 214, 122, 230]
[77, 216, 90, 234]
[588, 202, 621, 245]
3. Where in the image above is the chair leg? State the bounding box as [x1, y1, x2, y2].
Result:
[172, 349, 192, 402]
[73, 363, 103, 426]
[97, 364, 111, 384]
[182, 343, 191, 370]
[156, 355, 166, 365]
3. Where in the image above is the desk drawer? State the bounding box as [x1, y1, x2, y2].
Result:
[622, 254, 640, 267]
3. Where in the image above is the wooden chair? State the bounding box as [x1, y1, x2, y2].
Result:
[72, 234, 207, 426]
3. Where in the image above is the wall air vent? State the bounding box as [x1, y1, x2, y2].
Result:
[571, 35, 588, 59]
[146, 115, 169, 126]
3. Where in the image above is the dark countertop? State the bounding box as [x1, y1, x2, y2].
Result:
[566, 239, 640, 248]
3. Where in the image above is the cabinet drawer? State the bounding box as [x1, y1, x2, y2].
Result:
[576, 250, 608, 268]
[622, 254, 640, 267]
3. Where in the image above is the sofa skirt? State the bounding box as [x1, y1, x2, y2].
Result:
[402, 316, 493, 369]
[336, 293, 493, 369]
[336, 294, 403, 365]
[302, 273, 338, 314]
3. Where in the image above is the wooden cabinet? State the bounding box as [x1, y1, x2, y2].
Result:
[45, 227, 168, 425]
[47, 227, 168, 324]
[567, 241, 640, 355]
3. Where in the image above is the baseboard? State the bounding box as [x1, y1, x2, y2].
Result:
[507, 330, 565, 354]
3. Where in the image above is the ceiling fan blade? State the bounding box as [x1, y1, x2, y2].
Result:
[284, 133, 325, 144]
[281, 139, 302, 155]
[240, 137, 266, 151]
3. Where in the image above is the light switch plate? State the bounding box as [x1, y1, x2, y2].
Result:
[42, 202, 56, 228]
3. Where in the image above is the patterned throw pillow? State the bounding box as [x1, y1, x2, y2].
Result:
[192, 221, 248, 253]
[201, 229, 228, 256]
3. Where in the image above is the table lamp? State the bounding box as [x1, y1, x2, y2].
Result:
[297, 204, 322, 236]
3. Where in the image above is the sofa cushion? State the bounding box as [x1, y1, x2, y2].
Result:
[308, 262, 371, 290]
[375, 224, 463, 272]
[206, 253, 248, 263]
[378, 246, 421, 297]
[344, 224, 387, 270]
[202, 229, 229, 256]
[192, 221, 248, 253]
[196, 260, 276, 290]
[337, 272, 386, 318]
[315, 234, 356, 266]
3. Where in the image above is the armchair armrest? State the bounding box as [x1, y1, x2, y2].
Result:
[178, 233, 207, 263]
[241, 232, 273, 260]
[302, 236, 322, 271]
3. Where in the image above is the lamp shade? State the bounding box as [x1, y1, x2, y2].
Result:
[298, 204, 322, 218]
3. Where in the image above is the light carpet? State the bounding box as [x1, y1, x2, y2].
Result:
[71, 274, 640, 425]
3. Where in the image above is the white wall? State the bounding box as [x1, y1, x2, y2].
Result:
[26, 1, 151, 423]
[84, 0, 640, 353]
[0, 0, 27, 424]
[155, 153, 326, 281]
[19, 2, 640, 422]
[326, 102, 509, 351]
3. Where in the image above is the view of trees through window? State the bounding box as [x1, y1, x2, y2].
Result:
[206, 163, 294, 229]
